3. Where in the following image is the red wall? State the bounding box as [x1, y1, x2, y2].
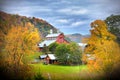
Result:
[56, 33, 69, 44]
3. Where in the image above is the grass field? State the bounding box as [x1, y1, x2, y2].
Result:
[31, 64, 99, 80]
[25, 52, 42, 63]
[29, 52, 103, 80]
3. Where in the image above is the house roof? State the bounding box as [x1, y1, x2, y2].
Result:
[46, 33, 61, 37]
[39, 54, 56, 60]
[78, 43, 87, 47]
[40, 55, 47, 59]
[38, 40, 56, 47]
[47, 54, 56, 60]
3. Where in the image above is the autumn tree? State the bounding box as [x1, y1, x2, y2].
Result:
[83, 20, 120, 78]
[1, 23, 40, 79]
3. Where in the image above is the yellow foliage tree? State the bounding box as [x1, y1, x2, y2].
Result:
[2, 23, 40, 79]
[5, 23, 40, 64]
[83, 20, 120, 75]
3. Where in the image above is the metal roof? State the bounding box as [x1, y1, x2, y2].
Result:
[78, 43, 87, 47]
[39, 54, 56, 60]
[47, 54, 56, 60]
[40, 55, 47, 59]
[46, 33, 61, 37]
[38, 40, 56, 47]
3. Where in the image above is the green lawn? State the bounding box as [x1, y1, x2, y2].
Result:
[29, 52, 103, 80]
[31, 64, 94, 80]
[26, 52, 42, 62]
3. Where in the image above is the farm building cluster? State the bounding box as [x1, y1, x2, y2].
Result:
[38, 29, 86, 64]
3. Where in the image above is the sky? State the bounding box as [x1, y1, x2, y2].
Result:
[0, 0, 120, 35]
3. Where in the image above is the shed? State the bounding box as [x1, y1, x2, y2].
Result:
[45, 54, 57, 64]
[39, 55, 47, 59]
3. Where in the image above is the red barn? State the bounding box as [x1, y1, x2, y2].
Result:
[38, 32, 69, 51]
[56, 33, 69, 44]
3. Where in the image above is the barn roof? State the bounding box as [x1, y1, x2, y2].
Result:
[46, 33, 61, 37]
[47, 54, 56, 60]
[38, 40, 56, 47]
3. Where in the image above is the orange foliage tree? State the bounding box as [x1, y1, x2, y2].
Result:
[83, 20, 120, 74]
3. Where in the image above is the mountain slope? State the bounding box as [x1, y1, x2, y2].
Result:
[66, 33, 90, 43]
[0, 11, 57, 38]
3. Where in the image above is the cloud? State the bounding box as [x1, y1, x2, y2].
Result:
[60, 0, 71, 4]
[85, 0, 120, 20]
[57, 7, 88, 15]
[2, 5, 53, 17]
[56, 19, 69, 24]
[71, 21, 86, 27]
[0, 0, 120, 35]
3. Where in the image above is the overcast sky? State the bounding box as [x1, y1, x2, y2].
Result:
[0, 0, 120, 35]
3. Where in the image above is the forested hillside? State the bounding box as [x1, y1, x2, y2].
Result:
[0, 11, 57, 38]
